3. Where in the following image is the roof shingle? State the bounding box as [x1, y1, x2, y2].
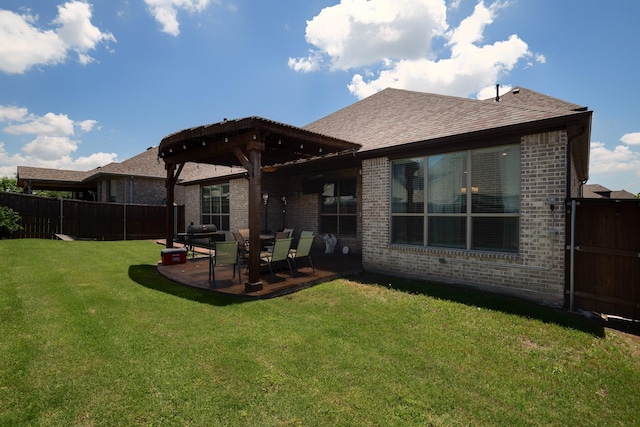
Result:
[304, 87, 590, 155]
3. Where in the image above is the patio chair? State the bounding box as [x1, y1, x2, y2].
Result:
[260, 237, 293, 280]
[238, 228, 250, 240]
[282, 228, 294, 238]
[288, 235, 315, 273]
[300, 230, 314, 238]
[209, 240, 241, 288]
[264, 231, 289, 253]
[232, 231, 249, 260]
[275, 231, 289, 239]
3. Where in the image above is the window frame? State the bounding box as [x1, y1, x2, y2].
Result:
[201, 183, 230, 231]
[390, 144, 520, 253]
[320, 177, 358, 236]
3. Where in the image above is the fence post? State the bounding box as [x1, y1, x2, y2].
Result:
[569, 199, 576, 312]
[59, 197, 63, 235]
[123, 203, 127, 241]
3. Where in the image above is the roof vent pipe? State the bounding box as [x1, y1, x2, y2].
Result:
[495, 84, 500, 102]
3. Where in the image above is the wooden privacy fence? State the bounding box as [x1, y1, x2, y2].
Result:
[566, 198, 640, 319]
[1, 192, 184, 241]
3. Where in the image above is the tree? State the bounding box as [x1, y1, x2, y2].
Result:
[1, 176, 71, 198]
[0, 206, 22, 238]
[0, 177, 22, 193]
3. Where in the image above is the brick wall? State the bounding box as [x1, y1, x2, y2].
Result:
[229, 178, 248, 232]
[182, 185, 200, 226]
[96, 177, 168, 205]
[361, 130, 568, 306]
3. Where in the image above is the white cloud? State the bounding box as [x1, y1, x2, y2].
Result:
[291, 0, 447, 71]
[0, 105, 113, 177]
[621, 132, 640, 146]
[54, 2, 116, 51]
[288, 50, 322, 73]
[448, 0, 463, 11]
[289, 0, 541, 100]
[4, 112, 75, 136]
[589, 141, 640, 175]
[0, 1, 115, 74]
[71, 152, 118, 170]
[0, 105, 29, 122]
[143, 0, 215, 36]
[23, 135, 79, 160]
[0, 107, 98, 137]
[77, 119, 98, 133]
[476, 84, 512, 100]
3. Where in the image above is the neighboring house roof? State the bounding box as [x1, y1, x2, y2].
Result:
[17, 166, 89, 183]
[584, 184, 636, 199]
[83, 146, 244, 183]
[610, 190, 636, 199]
[303, 87, 592, 180]
[583, 184, 612, 198]
[16, 146, 245, 191]
[17, 166, 91, 191]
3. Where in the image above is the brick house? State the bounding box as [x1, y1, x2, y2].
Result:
[17, 86, 592, 305]
[159, 86, 592, 305]
[16, 146, 241, 206]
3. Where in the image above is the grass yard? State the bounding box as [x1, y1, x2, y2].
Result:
[1, 239, 638, 426]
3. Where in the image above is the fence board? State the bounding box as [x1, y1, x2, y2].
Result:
[1, 192, 184, 241]
[566, 198, 640, 319]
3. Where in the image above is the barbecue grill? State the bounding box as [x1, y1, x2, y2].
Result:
[176, 224, 225, 257]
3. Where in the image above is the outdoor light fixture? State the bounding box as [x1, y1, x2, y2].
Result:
[281, 195, 287, 205]
[262, 193, 269, 204]
[224, 137, 228, 143]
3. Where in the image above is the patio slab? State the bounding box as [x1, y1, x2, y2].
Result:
[156, 249, 363, 299]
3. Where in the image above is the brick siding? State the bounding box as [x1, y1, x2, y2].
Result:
[361, 130, 568, 306]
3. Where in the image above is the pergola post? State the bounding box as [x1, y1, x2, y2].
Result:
[164, 162, 183, 249]
[245, 139, 264, 292]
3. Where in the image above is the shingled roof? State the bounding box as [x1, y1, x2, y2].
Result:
[303, 87, 592, 180]
[16, 166, 89, 186]
[17, 146, 244, 191]
[304, 87, 590, 151]
[487, 87, 586, 111]
[83, 146, 244, 182]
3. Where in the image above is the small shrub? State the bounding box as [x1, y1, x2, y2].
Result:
[0, 205, 22, 238]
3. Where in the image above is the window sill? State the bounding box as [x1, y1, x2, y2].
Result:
[388, 244, 520, 261]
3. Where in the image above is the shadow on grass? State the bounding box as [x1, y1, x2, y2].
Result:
[351, 272, 607, 338]
[128, 264, 243, 307]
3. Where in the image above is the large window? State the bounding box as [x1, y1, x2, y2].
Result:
[320, 177, 357, 235]
[391, 144, 520, 253]
[201, 184, 230, 230]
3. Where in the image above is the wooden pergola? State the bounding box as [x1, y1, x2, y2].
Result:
[158, 116, 360, 292]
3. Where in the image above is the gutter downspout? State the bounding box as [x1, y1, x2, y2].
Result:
[566, 125, 588, 311]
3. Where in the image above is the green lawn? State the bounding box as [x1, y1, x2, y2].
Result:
[1, 239, 638, 426]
